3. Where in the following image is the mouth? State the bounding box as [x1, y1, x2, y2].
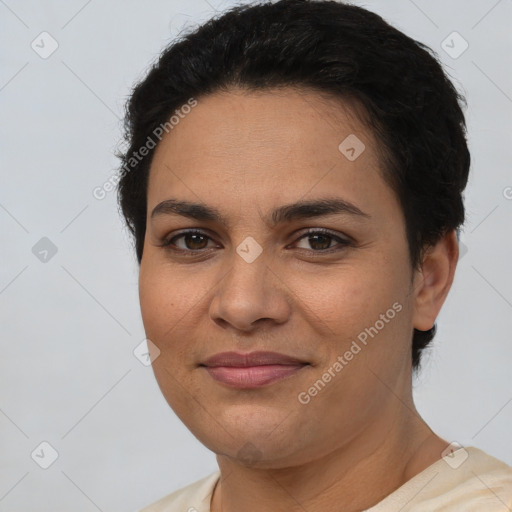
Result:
[199, 351, 310, 389]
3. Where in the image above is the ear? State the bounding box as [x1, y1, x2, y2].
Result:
[412, 230, 459, 331]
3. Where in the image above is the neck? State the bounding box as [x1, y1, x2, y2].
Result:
[210, 399, 447, 512]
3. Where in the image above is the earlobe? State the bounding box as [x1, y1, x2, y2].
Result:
[412, 230, 459, 331]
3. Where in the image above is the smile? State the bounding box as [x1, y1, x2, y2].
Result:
[200, 351, 310, 389]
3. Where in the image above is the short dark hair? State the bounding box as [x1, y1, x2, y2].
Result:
[117, 0, 470, 370]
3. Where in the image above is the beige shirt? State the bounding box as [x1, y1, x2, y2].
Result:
[140, 446, 512, 511]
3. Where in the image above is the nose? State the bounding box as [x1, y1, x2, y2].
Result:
[209, 251, 291, 333]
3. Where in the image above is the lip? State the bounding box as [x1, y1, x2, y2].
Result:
[200, 351, 310, 389]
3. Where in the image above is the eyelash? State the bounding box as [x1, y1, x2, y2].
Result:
[160, 228, 353, 256]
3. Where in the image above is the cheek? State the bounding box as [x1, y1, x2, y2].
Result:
[138, 259, 199, 338]
[138, 259, 220, 375]
[138, 262, 205, 411]
[138, 264, 187, 360]
[289, 261, 406, 343]
[139, 264, 168, 335]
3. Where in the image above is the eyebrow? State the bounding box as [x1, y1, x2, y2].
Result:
[150, 197, 370, 227]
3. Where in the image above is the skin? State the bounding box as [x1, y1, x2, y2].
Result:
[139, 87, 459, 512]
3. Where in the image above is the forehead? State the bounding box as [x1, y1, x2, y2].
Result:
[152, 87, 374, 159]
[147, 87, 389, 214]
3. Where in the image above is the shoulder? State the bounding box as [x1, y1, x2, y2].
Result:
[139, 470, 220, 512]
[423, 446, 512, 511]
[368, 446, 512, 511]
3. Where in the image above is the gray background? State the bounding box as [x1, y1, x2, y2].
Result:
[1, 0, 511, 510]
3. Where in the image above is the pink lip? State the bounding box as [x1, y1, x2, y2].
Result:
[200, 351, 309, 389]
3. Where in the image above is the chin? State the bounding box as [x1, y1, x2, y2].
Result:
[192, 417, 311, 465]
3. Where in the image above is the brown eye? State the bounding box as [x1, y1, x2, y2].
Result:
[293, 230, 351, 252]
[306, 234, 332, 250]
[180, 233, 209, 250]
[162, 230, 216, 251]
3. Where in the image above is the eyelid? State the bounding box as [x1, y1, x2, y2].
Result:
[161, 227, 353, 254]
[160, 229, 219, 249]
[289, 228, 353, 250]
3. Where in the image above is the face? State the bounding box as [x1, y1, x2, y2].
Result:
[139, 88, 421, 468]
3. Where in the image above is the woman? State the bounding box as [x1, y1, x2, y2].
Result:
[117, 0, 512, 510]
